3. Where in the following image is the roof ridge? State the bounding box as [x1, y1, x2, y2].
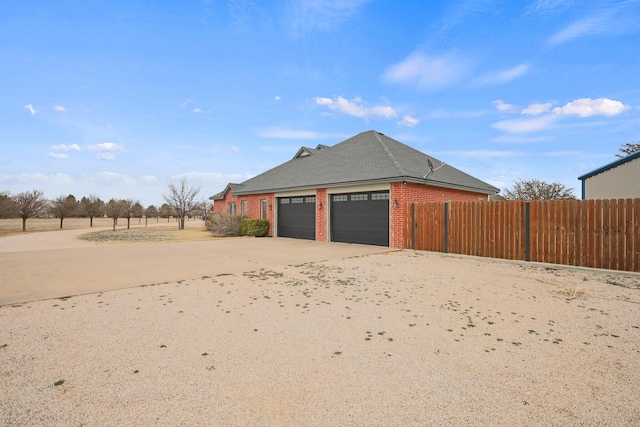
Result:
[373, 132, 406, 176]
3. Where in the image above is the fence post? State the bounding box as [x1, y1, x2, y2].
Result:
[411, 203, 416, 250]
[444, 202, 449, 254]
[525, 201, 530, 262]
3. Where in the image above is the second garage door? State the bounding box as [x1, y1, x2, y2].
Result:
[277, 196, 316, 240]
[331, 191, 389, 246]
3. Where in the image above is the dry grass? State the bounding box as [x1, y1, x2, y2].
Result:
[79, 227, 218, 245]
[0, 217, 211, 243]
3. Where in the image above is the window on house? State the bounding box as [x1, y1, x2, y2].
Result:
[291, 197, 304, 203]
[332, 195, 348, 202]
[228, 203, 237, 215]
[260, 199, 267, 219]
[305, 197, 316, 203]
[351, 194, 368, 201]
[371, 192, 390, 200]
[241, 200, 247, 217]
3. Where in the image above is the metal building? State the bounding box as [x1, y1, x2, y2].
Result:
[578, 151, 640, 199]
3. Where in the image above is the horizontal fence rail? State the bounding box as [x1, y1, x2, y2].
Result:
[404, 199, 640, 273]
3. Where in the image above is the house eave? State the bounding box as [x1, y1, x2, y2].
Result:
[578, 150, 640, 181]
[232, 176, 498, 197]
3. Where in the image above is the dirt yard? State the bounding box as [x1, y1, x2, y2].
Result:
[1, 225, 639, 425]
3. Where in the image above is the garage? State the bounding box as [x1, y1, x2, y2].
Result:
[331, 191, 389, 246]
[277, 196, 316, 240]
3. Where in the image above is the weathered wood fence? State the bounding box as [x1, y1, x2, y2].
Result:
[403, 199, 640, 273]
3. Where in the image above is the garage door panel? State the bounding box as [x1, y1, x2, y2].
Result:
[331, 192, 389, 246]
[277, 196, 315, 240]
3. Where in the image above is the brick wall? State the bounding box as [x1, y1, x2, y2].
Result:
[389, 182, 489, 248]
[214, 182, 489, 246]
[212, 190, 275, 237]
[315, 188, 327, 241]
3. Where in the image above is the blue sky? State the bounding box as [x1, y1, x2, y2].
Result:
[1, 0, 639, 206]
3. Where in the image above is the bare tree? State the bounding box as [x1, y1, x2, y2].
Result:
[502, 179, 576, 201]
[80, 195, 105, 227]
[616, 141, 640, 158]
[105, 199, 126, 231]
[49, 194, 79, 229]
[132, 201, 144, 225]
[159, 203, 174, 222]
[163, 177, 200, 230]
[144, 205, 159, 226]
[121, 199, 138, 229]
[14, 189, 47, 232]
[0, 191, 16, 219]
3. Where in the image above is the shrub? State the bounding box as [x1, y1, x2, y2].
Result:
[206, 213, 241, 237]
[240, 218, 270, 237]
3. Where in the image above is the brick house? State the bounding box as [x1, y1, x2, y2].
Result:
[211, 130, 498, 248]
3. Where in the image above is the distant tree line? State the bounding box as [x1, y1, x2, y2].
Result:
[0, 179, 208, 232]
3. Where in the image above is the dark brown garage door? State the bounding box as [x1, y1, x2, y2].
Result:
[330, 191, 389, 246]
[277, 196, 316, 240]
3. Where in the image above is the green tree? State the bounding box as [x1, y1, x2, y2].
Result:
[502, 179, 576, 201]
[14, 189, 47, 232]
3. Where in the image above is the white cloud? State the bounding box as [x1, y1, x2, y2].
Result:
[475, 63, 531, 85]
[521, 102, 553, 115]
[443, 150, 522, 158]
[139, 175, 159, 185]
[549, 15, 602, 45]
[287, 0, 370, 34]
[552, 98, 628, 117]
[260, 128, 322, 139]
[0, 172, 73, 186]
[172, 172, 255, 190]
[51, 144, 81, 152]
[275, 96, 281, 101]
[492, 100, 517, 113]
[54, 105, 66, 112]
[90, 172, 137, 186]
[24, 104, 37, 115]
[314, 96, 396, 119]
[383, 51, 471, 91]
[259, 127, 346, 140]
[193, 108, 203, 113]
[179, 99, 194, 108]
[48, 152, 69, 159]
[527, 0, 572, 14]
[492, 115, 558, 133]
[490, 135, 552, 144]
[398, 115, 419, 128]
[547, 4, 638, 46]
[86, 142, 126, 160]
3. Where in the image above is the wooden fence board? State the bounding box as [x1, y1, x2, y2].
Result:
[404, 198, 640, 273]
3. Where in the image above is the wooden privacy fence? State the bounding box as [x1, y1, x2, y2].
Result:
[403, 199, 640, 273]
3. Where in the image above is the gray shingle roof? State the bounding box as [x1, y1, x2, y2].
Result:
[212, 130, 498, 198]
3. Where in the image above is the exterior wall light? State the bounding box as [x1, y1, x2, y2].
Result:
[393, 199, 398, 208]
[318, 202, 323, 210]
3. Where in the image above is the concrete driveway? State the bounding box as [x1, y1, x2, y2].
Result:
[0, 229, 394, 306]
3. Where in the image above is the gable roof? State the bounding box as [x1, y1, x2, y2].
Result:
[578, 150, 640, 181]
[212, 130, 499, 198]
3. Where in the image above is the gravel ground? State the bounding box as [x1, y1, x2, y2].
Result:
[1, 250, 639, 426]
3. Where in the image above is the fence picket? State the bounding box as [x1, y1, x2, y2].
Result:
[403, 198, 640, 273]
